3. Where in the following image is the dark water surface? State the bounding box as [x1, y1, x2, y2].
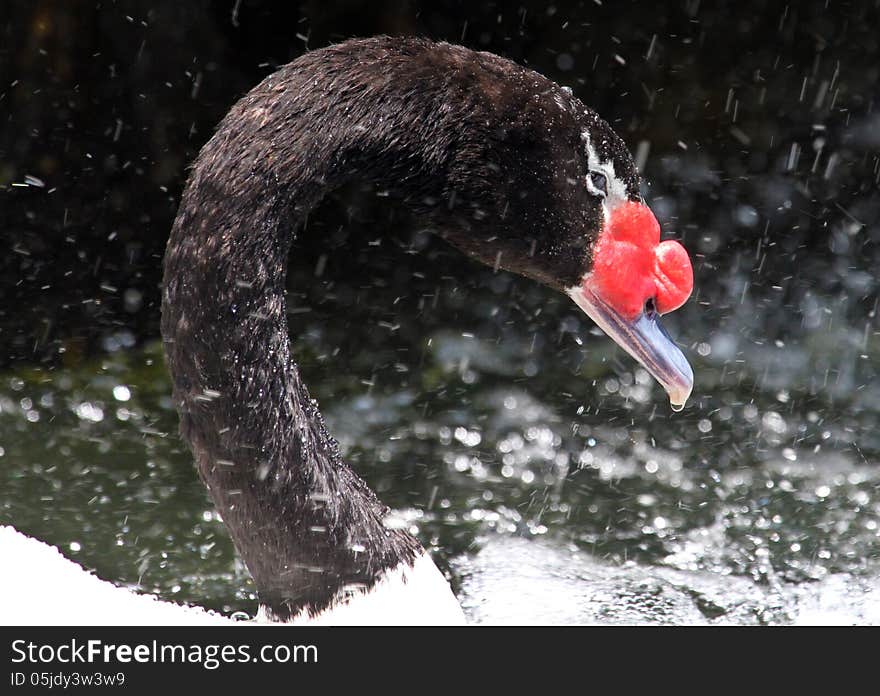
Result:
[3, 263, 878, 624]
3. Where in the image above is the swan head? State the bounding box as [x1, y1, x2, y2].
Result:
[425, 71, 694, 410]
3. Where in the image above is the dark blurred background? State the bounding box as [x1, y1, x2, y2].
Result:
[3, 0, 880, 622]
[1, 0, 878, 370]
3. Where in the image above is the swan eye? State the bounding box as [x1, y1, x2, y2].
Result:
[588, 171, 608, 197]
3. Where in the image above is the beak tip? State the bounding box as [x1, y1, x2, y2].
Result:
[666, 362, 694, 412]
[668, 389, 691, 411]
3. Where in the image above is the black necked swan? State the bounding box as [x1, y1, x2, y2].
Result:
[0, 36, 694, 625]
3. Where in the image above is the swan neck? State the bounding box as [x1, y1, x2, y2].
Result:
[160, 72, 431, 619]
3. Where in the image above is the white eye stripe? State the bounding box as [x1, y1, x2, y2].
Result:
[581, 129, 629, 208]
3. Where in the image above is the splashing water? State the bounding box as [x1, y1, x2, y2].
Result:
[2, 302, 878, 625]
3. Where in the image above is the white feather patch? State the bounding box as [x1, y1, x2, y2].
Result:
[0, 526, 230, 625]
[581, 129, 629, 218]
[0, 526, 465, 626]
